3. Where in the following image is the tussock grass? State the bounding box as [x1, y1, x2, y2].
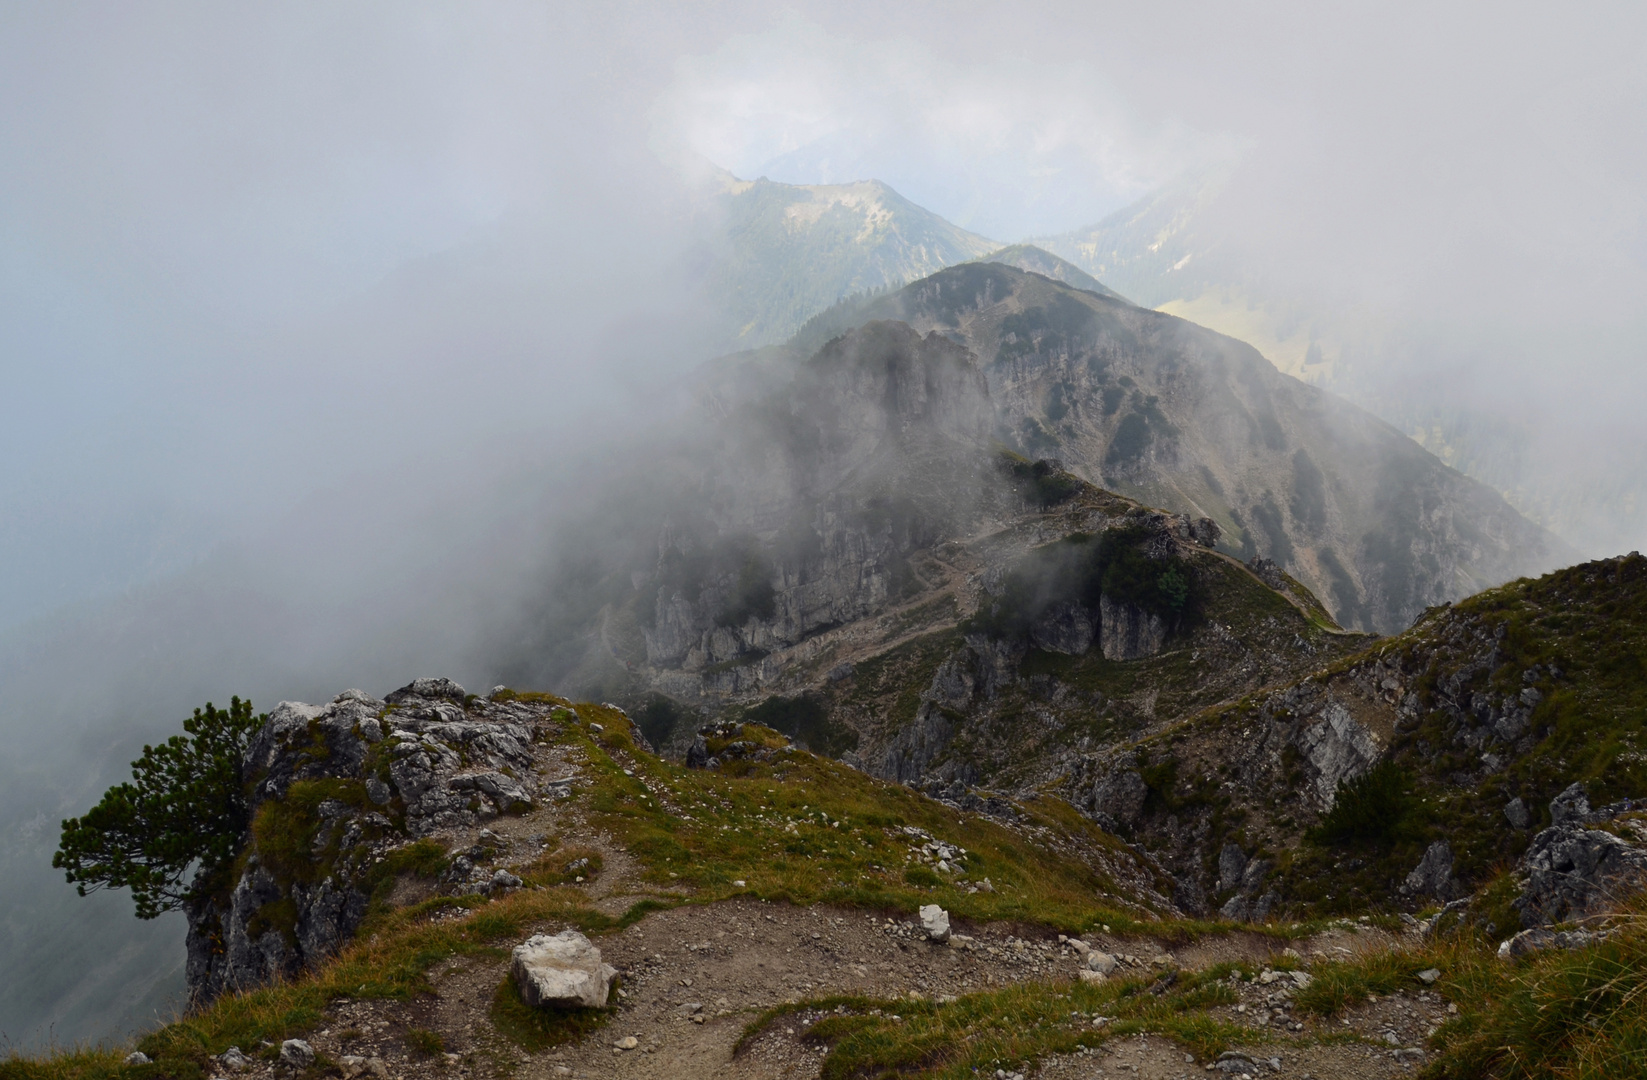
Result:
[1292, 942, 1462, 1016]
[1427, 914, 1647, 1079]
[0, 1050, 129, 1080]
[400, 1029, 444, 1058]
[1276, 913, 1647, 1078]
[737, 969, 1249, 1079]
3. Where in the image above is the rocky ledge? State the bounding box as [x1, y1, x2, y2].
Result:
[185, 679, 585, 1006]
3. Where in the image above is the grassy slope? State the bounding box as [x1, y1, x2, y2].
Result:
[741, 911, 1647, 1079]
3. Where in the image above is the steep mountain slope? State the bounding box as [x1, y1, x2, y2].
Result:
[799, 262, 1567, 633]
[700, 172, 998, 349]
[1075, 551, 1647, 918]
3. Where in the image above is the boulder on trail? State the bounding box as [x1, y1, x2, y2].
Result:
[919, 904, 951, 943]
[511, 930, 619, 1009]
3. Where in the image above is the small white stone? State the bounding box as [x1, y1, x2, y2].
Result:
[615, 1036, 639, 1050]
[919, 904, 950, 943]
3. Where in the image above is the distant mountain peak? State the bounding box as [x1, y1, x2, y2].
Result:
[697, 172, 998, 350]
[978, 243, 1126, 301]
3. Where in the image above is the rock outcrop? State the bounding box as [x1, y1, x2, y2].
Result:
[1402, 841, 1459, 902]
[637, 321, 997, 676]
[1512, 789, 1647, 929]
[185, 680, 577, 1006]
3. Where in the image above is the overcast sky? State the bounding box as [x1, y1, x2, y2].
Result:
[3, 1, 1646, 628]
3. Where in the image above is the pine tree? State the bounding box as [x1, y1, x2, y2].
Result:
[53, 698, 265, 919]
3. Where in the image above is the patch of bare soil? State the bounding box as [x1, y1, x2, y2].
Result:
[225, 899, 1420, 1080]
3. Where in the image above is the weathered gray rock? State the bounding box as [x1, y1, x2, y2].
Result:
[124, 1053, 150, 1066]
[1504, 797, 1531, 829]
[279, 1040, 315, 1068]
[1091, 767, 1150, 827]
[880, 702, 957, 783]
[218, 1047, 253, 1071]
[511, 931, 618, 1009]
[1497, 926, 1606, 960]
[185, 679, 561, 1007]
[1086, 950, 1117, 974]
[1029, 602, 1096, 655]
[1513, 818, 1647, 928]
[1296, 700, 1382, 808]
[385, 677, 468, 706]
[1550, 782, 1593, 827]
[919, 904, 951, 943]
[1403, 841, 1458, 901]
[1217, 844, 1248, 893]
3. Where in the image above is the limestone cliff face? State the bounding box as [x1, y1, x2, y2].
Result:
[185, 679, 560, 1005]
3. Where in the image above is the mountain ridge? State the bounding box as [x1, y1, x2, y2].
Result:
[741, 261, 1569, 634]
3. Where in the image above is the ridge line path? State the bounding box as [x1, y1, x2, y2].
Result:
[264, 733, 1431, 1080]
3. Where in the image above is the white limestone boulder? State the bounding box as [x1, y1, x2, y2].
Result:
[511, 930, 618, 1009]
